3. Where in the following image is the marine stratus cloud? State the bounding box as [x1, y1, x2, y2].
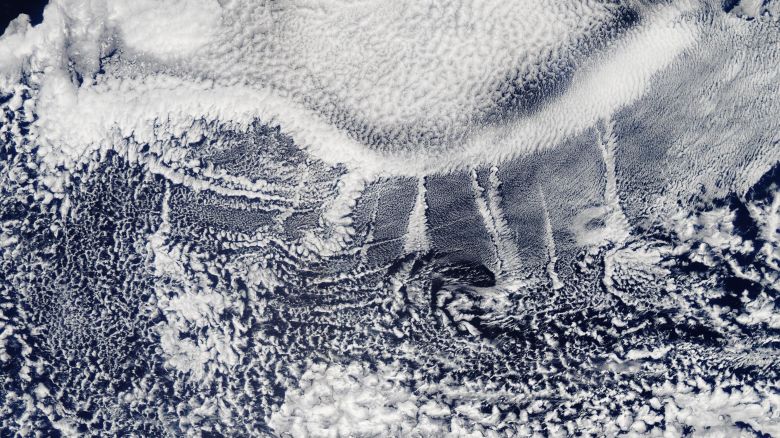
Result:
[1, 0, 779, 436]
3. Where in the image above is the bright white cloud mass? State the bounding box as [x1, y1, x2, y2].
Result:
[1, 0, 779, 436]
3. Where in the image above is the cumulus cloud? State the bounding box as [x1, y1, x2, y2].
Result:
[268, 361, 511, 437]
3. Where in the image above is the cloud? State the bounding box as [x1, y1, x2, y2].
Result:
[0, 0, 703, 180]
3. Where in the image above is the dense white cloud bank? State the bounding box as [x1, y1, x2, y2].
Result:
[1, 0, 703, 177]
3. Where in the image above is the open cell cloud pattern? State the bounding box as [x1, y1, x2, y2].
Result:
[1, 0, 780, 436]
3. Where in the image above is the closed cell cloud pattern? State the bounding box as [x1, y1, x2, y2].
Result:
[1, 0, 780, 436]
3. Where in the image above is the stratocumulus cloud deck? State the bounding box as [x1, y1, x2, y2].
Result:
[1, 0, 779, 436]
